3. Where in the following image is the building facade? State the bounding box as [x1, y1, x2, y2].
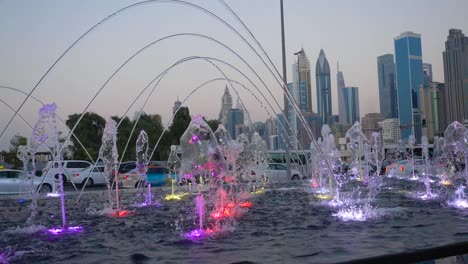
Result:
[342, 87, 360, 125]
[443, 29, 468, 126]
[423, 63, 433, 84]
[293, 48, 312, 112]
[226, 108, 244, 139]
[315, 49, 332, 126]
[337, 62, 347, 124]
[218, 86, 233, 125]
[377, 54, 398, 119]
[361, 113, 384, 140]
[378, 118, 400, 144]
[172, 97, 182, 115]
[394, 32, 424, 140]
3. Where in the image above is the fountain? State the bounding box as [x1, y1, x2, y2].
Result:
[408, 135, 418, 181]
[98, 118, 124, 217]
[135, 130, 155, 206]
[165, 145, 188, 201]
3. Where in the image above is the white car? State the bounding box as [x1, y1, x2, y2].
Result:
[254, 163, 304, 182]
[42, 160, 93, 184]
[69, 165, 109, 187]
[0, 169, 55, 194]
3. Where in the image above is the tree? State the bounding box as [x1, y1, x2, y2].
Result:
[65, 112, 106, 161]
[7, 134, 27, 168]
[205, 118, 219, 132]
[169, 107, 191, 146]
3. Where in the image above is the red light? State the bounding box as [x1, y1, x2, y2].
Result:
[224, 207, 232, 217]
[123, 175, 129, 180]
[74, 173, 80, 177]
[112, 210, 131, 218]
[239, 201, 252, 208]
[226, 202, 235, 208]
[400, 166, 404, 172]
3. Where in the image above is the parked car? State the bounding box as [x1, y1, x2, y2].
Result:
[42, 160, 92, 184]
[118, 165, 169, 188]
[118, 161, 163, 174]
[253, 163, 304, 182]
[384, 159, 436, 177]
[0, 168, 55, 194]
[69, 165, 109, 187]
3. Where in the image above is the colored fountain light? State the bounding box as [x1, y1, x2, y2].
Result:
[210, 211, 225, 220]
[185, 229, 206, 240]
[315, 194, 334, 200]
[164, 193, 189, 201]
[250, 187, 264, 195]
[111, 210, 133, 218]
[440, 180, 453, 186]
[448, 199, 468, 209]
[46, 192, 61, 198]
[239, 201, 252, 208]
[46, 226, 83, 235]
[333, 208, 366, 222]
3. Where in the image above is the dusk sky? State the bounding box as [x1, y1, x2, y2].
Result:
[1, 0, 468, 150]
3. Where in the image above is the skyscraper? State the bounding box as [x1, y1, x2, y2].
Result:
[419, 82, 446, 140]
[443, 29, 468, 125]
[423, 63, 433, 84]
[361, 113, 384, 140]
[172, 97, 182, 115]
[377, 54, 397, 119]
[315, 49, 332, 126]
[337, 62, 347, 124]
[293, 48, 312, 112]
[342, 87, 360, 125]
[394, 32, 424, 140]
[218, 86, 233, 125]
[286, 83, 298, 149]
[226, 108, 244, 139]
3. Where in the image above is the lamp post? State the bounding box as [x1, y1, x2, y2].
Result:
[280, 0, 291, 179]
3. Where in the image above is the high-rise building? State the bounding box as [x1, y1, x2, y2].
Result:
[298, 111, 322, 149]
[315, 49, 332, 126]
[394, 32, 424, 140]
[443, 29, 468, 126]
[226, 108, 244, 139]
[341, 87, 360, 125]
[265, 117, 277, 139]
[286, 82, 298, 149]
[172, 97, 182, 115]
[361, 113, 384, 140]
[378, 118, 400, 144]
[252, 122, 267, 142]
[420, 82, 447, 140]
[293, 48, 312, 112]
[277, 114, 287, 150]
[423, 63, 433, 84]
[337, 62, 347, 124]
[218, 86, 233, 125]
[377, 54, 397, 119]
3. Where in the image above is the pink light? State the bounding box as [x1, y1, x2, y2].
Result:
[189, 135, 200, 144]
[210, 211, 224, 220]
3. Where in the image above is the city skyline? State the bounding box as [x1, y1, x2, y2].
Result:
[1, 1, 468, 150]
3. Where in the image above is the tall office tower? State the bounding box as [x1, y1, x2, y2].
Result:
[341, 87, 360, 125]
[377, 54, 397, 119]
[226, 108, 244, 139]
[337, 62, 347, 123]
[315, 49, 332, 125]
[443, 29, 468, 126]
[218, 86, 233, 125]
[423, 63, 433, 84]
[286, 82, 298, 149]
[394, 32, 424, 141]
[292, 48, 312, 112]
[172, 97, 182, 115]
[420, 82, 447, 140]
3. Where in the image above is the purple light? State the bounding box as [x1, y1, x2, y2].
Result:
[185, 229, 205, 240]
[189, 135, 200, 144]
[46, 226, 83, 235]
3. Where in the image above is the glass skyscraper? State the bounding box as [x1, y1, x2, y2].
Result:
[342, 87, 360, 125]
[443, 29, 468, 126]
[394, 32, 424, 140]
[293, 48, 312, 112]
[315, 49, 332, 125]
[377, 54, 397, 119]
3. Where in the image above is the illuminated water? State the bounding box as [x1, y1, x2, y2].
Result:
[0, 179, 467, 263]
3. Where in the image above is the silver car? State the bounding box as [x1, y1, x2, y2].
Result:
[0, 169, 54, 194]
[252, 163, 304, 182]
